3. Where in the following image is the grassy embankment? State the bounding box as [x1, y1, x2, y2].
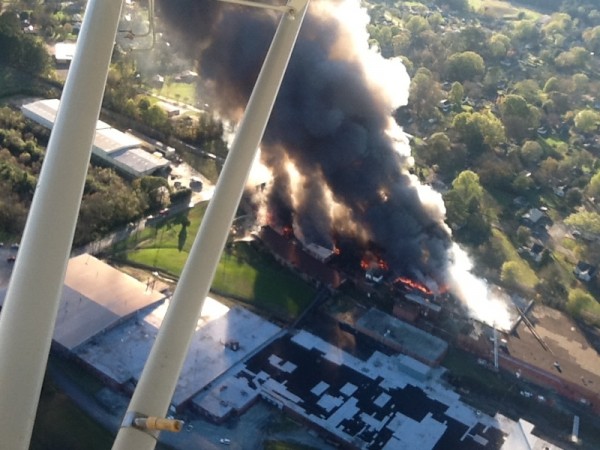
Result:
[468, 0, 541, 19]
[113, 203, 316, 321]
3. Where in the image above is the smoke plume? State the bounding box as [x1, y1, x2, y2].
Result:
[157, 0, 511, 329]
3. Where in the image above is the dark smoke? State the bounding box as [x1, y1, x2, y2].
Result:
[157, 0, 453, 285]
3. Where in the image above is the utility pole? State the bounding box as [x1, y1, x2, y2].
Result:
[112, 1, 310, 449]
[0, 1, 124, 448]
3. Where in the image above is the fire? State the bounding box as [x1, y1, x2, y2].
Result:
[360, 253, 389, 272]
[282, 225, 294, 238]
[360, 258, 370, 270]
[394, 276, 433, 295]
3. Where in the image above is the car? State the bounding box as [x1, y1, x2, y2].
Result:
[219, 438, 231, 445]
[6, 256, 16, 263]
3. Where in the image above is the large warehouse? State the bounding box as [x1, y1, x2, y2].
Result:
[0, 254, 166, 351]
[21, 98, 170, 177]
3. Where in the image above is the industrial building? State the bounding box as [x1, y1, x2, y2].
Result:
[194, 330, 562, 450]
[74, 298, 281, 409]
[21, 99, 170, 177]
[355, 308, 448, 367]
[0, 254, 166, 352]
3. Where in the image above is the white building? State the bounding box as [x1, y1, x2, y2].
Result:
[21, 99, 170, 177]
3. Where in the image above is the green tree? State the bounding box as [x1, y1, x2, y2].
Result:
[498, 94, 540, 142]
[565, 210, 600, 239]
[582, 25, 600, 53]
[452, 111, 505, 155]
[500, 261, 523, 289]
[513, 79, 542, 106]
[586, 171, 600, 199]
[444, 170, 491, 245]
[448, 82, 464, 109]
[520, 140, 543, 165]
[566, 288, 596, 318]
[542, 13, 572, 37]
[555, 47, 589, 70]
[574, 109, 600, 133]
[487, 33, 511, 60]
[141, 104, 170, 133]
[408, 68, 443, 121]
[446, 51, 485, 82]
[511, 20, 540, 45]
[406, 16, 429, 35]
[516, 226, 531, 245]
[543, 76, 560, 93]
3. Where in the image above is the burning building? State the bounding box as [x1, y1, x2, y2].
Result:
[158, 0, 511, 329]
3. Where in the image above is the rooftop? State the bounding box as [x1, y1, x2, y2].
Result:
[208, 330, 561, 450]
[75, 298, 281, 407]
[356, 308, 448, 366]
[0, 254, 165, 351]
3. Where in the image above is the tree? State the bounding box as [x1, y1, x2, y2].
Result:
[513, 79, 542, 106]
[511, 20, 540, 46]
[565, 210, 600, 239]
[571, 73, 589, 96]
[543, 76, 560, 93]
[574, 109, 600, 133]
[408, 68, 443, 121]
[446, 51, 485, 82]
[501, 261, 523, 289]
[487, 33, 511, 60]
[141, 104, 170, 133]
[520, 140, 543, 165]
[582, 25, 600, 53]
[498, 95, 540, 142]
[555, 47, 589, 70]
[452, 111, 505, 155]
[586, 171, 600, 199]
[444, 171, 491, 245]
[565, 188, 583, 207]
[542, 13, 572, 37]
[406, 16, 429, 35]
[516, 226, 531, 245]
[566, 288, 596, 318]
[133, 176, 171, 211]
[448, 82, 464, 109]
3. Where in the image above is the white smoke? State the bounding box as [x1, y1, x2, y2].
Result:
[447, 244, 512, 330]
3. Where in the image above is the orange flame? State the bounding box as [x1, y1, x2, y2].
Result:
[394, 276, 432, 295]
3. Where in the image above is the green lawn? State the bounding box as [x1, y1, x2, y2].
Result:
[30, 380, 114, 450]
[154, 79, 196, 104]
[491, 228, 539, 288]
[115, 204, 316, 320]
[468, 0, 540, 19]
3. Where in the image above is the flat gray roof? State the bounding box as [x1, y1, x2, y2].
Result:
[93, 127, 142, 154]
[58, 254, 165, 349]
[111, 148, 169, 176]
[75, 298, 282, 407]
[0, 254, 165, 350]
[356, 308, 448, 365]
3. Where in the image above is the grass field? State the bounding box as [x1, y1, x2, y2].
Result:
[30, 379, 114, 450]
[491, 228, 539, 288]
[468, 0, 540, 19]
[115, 204, 316, 320]
[154, 79, 197, 104]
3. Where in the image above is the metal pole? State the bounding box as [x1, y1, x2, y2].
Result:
[0, 1, 124, 448]
[113, 1, 309, 448]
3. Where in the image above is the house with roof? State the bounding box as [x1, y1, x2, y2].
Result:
[574, 261, 596, 282]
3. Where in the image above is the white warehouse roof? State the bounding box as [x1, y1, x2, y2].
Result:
[20, 99, 169, 177]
